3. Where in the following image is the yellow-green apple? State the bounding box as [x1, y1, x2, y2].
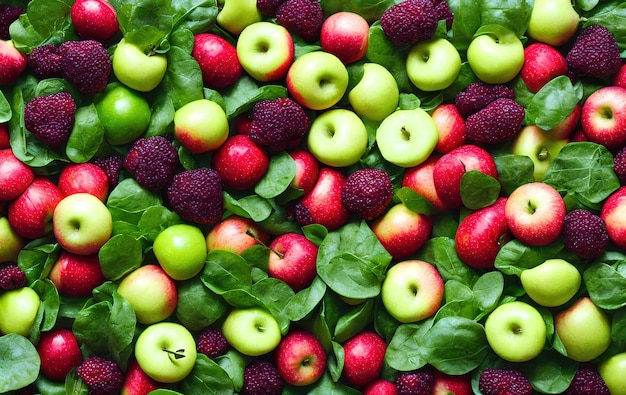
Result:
[7, 177, 63, 240]
[520, 42, 569, 93]
[288, 149, 320, 195]
[376, 108, 439, 168]
[0, 217, 25, 263]
[293, 167, 349, 231]
[173, 98, 229, 154]
[57, 163, 109, 202]
[511, 125, 569, 181]
[94, 83, 151, 145]
[211, 134, 269, 190]
[526, 0, 579, 46]
[599, 352, 626, 395]
[406, 37, 462, 91]
[430, 103, 466, 154]
[117, 264, 178, 325]
[455, 197, 511, 269]
[371, 203, 433, 260]
[49, 251, 106, 297]
[600, 186, 626, 249]
[348, 62, 399, 122]
[543, 103, 581, 140]
[307, 109, 368, 167]
[53, 193, 112, 255]
[70, 0, 119, 41]
[222, 308, 282, 356]
[580, 86, 626, 149]
[268, 232, 318, 292]
[555, 297, 611, 362]
[112, 38, 167, 92]
[504, 182, 566, 246]
[402, 156, 448, 213]
[274, 329, 327, 387]
[121, 357, 160, 395]
[0, 148, 34, 201]
[153, 223, 207, 281]
[0, 40, 27, 85]
[381, 259, 444, 323]
[484, 301, 547, 362]
[286, 51, 348, 110]
[236, 21, 294, 82]
[37, 329, 83, 382]
[520, 258, 581, 307]
[320, 11, 369, 64]
[433, 144, 499, 209]
[206, 216, 270, 255]
[362, 379, 397, 395]
[433, 370, 472, 395]
[216, 0, 262, 35]
[134, 322, 197, 383]
[341, 331, 387, 387]
[0, 286, 40, 336]
[192, 33, 242, 89]
[467, 25, 524, 84]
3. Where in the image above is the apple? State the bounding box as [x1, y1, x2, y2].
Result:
[600, 186, 626, 249]
[8, 177, 64, 240]
[348, 62, 399, 122]
[216, 0, 262, 36]
[0, 39, 27, 85]
[543, 103, 581, 140]
[288, 149, 320, 195]
[554, 297, 611, 362]
[402, 156, 448, 213]
[0, 286, 40, 336]
[467, 25, 525, 84]
[153, 223, 207, 281]
[614, 63, 626, 89]
[307, 109, 368, 167]
[70, 0, 119, 41]
[286, 51, 349, 111]
[580, 86, 626, 149]
[484, 301, 547, 363]
[94, 83, 152, 145]
[192, 33, 242, 89]
[275, 329, 327, 386]
[117, 264, 178, 325]
[268, 232, 318, 292]
[362, 379, 398, 395]
[206, 216, 270, 255]
[222, 308, 282, 356]
[236, 21, 294, 82]
[49, 251, 106, 297]
[57, 162, 109, 202]
[406, 37, 462, 91]
[0, 123, 10, 149]
[430, 103, 466, 154]
[53, 193, 112, 255]
[320, 11, 369, 64]
[134, 322, 197, 383]
[112, 38, 167, 92]
[599, 352, 626, 395]
[173, 98, 229, 154]
[121, 357, 160, 395]
[211, 134, 270, 190]
[371, 203, 433, 260]
[376, 108, 439, 168]
[0, 148, 34, 201]
[433, 370, 472, 395]
[520, 258, 581, 307]
[520, 42, 569, 93]
[526, 0, 580, 46]
[0, 217, 25, 263]
[381, 259, 444, 323]
[37, 329, 83, 382]
[341, 331, 387, 387]
[504, 182, 566, 246]
[511, 125, 569, 181]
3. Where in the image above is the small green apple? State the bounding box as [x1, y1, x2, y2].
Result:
[511, 125, 569, 181]
[520, 259, 581, 307]
[0, 217, 25, 263]
[527, 0, 580, 46]
[307, 109, 368, 167]
[599, 352, 626, 395]
[467, 25, 524, 84]
[112, 38, 167, 92]
[348, 63, 399, 122]
[173, 99, 229, 154]
[0, 287, 41, 336]
[222, 308, 282, 356]
[153, 223, 207, 281]
[216, 0, 262, 36]
[95, 83, 151, 145]
[406, 37, 462, 92]
[236, 22, 295, 82]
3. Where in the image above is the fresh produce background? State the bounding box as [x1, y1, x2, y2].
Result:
[1, 0, 626, 393]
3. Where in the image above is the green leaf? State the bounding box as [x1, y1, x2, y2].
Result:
[175, 276, 228, 330]
[285, 276, 327, 322]
[584, 262, 626, 310]
[334, 300, 374, 343]
[98, 234, 144, 281]
[460, 170, 501, 210]
[494, 239, 564, 276]
[66, 104, 104, 163]
[215, 350, 245, 392]
[255, 152, 296, 199]
[385, 321, 433, 371]
[180, 354, 234, 395]
[251, 277, 295, 334]
[524, 351, 578, 394]
[0, 91, 12, 123]
[0, 334, 40, 392]
[494, 154, 535, 196]
[525, 76, 580, 130]
[163, 44, 204, 109]
[416, 237, 480, 285]
[201, 250, 253, 295]
[222, 76, 287, 118]
[106, 178, 163, 224]
[395, 187, 435, 215]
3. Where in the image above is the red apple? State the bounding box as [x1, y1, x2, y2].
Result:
[0, 39, 27, 85]
[581, 86, 626, 149]
[268, 232, 318, 292]
[37, 329, 83, 382]
[293, 167, 349, 231]
[520, 42, 569, 93]
[7, 177, 64, 239]
[402, 156, 448, 213]
[121, 357, 161, 395]
[49, 251, 106, 297]
[371, 203, 433, 260]
[431, 103, 466, 154]
[342, 331, 387, 388]
[600, 186, 626, 250]
[206, 216, 270, 255]
[433, 370, 472, 395]
[211, 134, 270, 190]
[362, 378, 398, 395]
[0, 123, 10, 149]
[319, 11, 369, 64]
[275, 329, 327, 387]
[543, 103, 581, 140]
[613, 63, 626, 89]
[288, 148, 320, 195]
[0, 148, 35, 201]
[70, 0, 119, 41]
[192, 33, 242, 89]
[57, 162, 109, 201]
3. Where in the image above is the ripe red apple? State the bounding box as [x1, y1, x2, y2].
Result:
[7, 177, 64, 239]
[600, 186, 626, 250]
[206, 215, 270, 255]
[543, 103, 581, 140]
[319, 11, 369, 64]
[192, 33, 242, 89]
[402, 156, 448, 213]
[267, 233, 318, 292]
[433, 370, 472, 395]
[0, 40, 27, 85]
[288, 148, 320, 195]
[70, 0, 119, 41]
[371, 203, 433, 260]
[57, 162, 109, 201]
[581, 86, 626, 149]
[293, 167, 349, 231]
[341, 331, 387, 388]
[520, 42, 569, 93]
[0, 123, 10, 149]
[121, 357, 161, 395]
[211, 134, 270, 190]
[362, 378, 398, 395]
[0, 148, 35, 201]
[37, 329, 83, 382]
[275, 329, 327, 387]
[431, 103, 466, 154]
[49, 251, 106, 297]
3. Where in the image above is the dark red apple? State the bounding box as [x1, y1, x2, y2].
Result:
[37, 329, 83, 382]
[211, 134, 270, 190]
[7, 177, 63, 239]
[49, 251, 107, 297]
[193, 33, 243, 89]
[57, 162, 109, 201]
[0, 148, 35, 201]
[70, 0, 119, 41]
[268, 232, 318, 292]
[342, 331, 387, 388]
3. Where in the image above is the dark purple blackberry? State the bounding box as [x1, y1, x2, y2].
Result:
[196, 328, 229, 359]
[275, 0, 324, 42]
[24, 92, 76, 148]
[563, 209, 609, 259]
[455, 81, 515, 118]
[76, 356, 124, 395]
[241, 360, 284, 395]
[395, 369, 435, 395]
[479, 368, 532, 395]
[59, 40, 111, 95]
[380, 0, 438, 46]
[341, 168, 393, 220]
[249, 97, 310, 152]
[93, 155, 123, 188]
[566, 364, 609, 395]
[466, 98, 525, 145]
[567, 25, 622, 78]
[167, 168, 224, 225]
[0, 5, 24, 40]
[123, 136, 178, 190]
[28, 44, 63, 79]
[0, 264, 26, 290]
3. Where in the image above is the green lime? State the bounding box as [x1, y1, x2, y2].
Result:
[95, 83, 151, 145]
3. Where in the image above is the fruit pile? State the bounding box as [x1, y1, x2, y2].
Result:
[2, 0, 626, 394]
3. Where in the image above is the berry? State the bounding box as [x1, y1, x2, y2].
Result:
[123, 136, 178, 190]
[93, 155, 123, 188]
[249, 97, 310, 152]
[196, 328, 229, 359]
[380, 0, 438, 47]
[167, 167, 223, 225]
[455, 81, 515, 118]
[566, 25, 621, 78]
[24, 92, 76, 148]
[478, 368, 532, 395]
[76, 356, 124, 395]
[395, 368, 435, 395]
[241, 360, 284, 395]
[275, 0, 324, 42]
[613, 146, 626, 185]
[566, 364, 609, 395]
[257, 0, 285, 16]
[466, 98, 525, 145]
[563, 209, 609, 259]
[27, 44, 63, 79]
[342, 168, 394, 220]
[0, 4, 24, 40]
[433, 0, 454, 28]
[59, 40, 111, 95]
[0, 264, 26, 290]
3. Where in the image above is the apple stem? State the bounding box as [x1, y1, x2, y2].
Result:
[537, 147, 550, 161]
[163, 348, 186, 359]
[246, 229, 268, 247]
[401, 126, 411, 141]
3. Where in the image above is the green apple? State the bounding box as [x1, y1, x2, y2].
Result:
[484, 301, 546, 362]
[112, 38, 167, 92]
[406, 37, 462, 92]
[173, 99, 229, 154]
[520, 259, 580, 307]
[95, 83, 151, 145]
[376, 108, 439, 167]
[216, 0, 262, 35]
[307, 109, 368, 167]
[527, 0, 580, 46]
[236, 22, 294, 82]
[555, 297, 611, 362]
[0, 216, 25, 263]
[153, 223, 207, 281]
[511, 125, 569, 181]
[467, 25, 525, 84]
[222, 308, 282, 356]
[134, 322, 197, 383]
[0, 287, 41, 336]
[348, 63, 399, 122]
[599, 352, 626, 395]
[286, 51, 349, 111]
